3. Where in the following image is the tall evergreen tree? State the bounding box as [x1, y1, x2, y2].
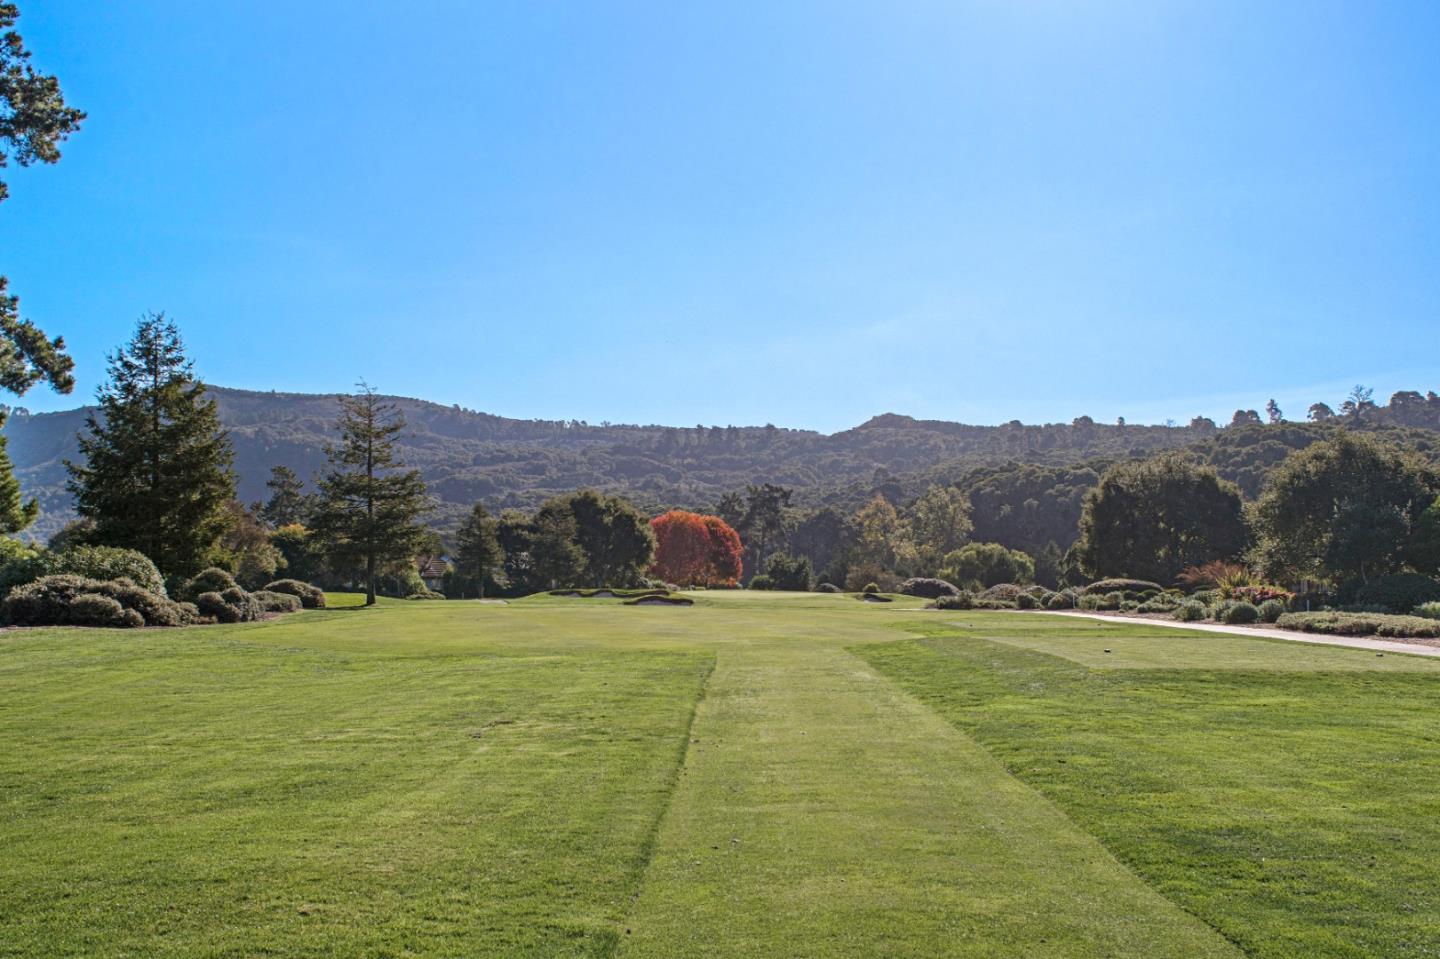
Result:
[260, 465, 313, 527]
[454, 502, 502, 598]
[0, 414, 35, 532]
[310, 384, 430, 606]
[65, 315, 235, 575]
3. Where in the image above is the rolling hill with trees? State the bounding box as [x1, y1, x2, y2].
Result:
[3, 385, 1439, 544]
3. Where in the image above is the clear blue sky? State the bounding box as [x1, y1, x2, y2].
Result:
[2, 1, 1436, 431]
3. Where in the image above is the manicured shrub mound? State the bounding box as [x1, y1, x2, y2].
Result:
[1354, 573, 1440, 614]
[195, 587, 264, 624]
[252, 590, 303, 613]
[1082, 578, 1163, 596]
[404, 589, 447, 601]
[1277, 611, 1440, 639]
[1222, 602, 1261, 625]
[180, 567, 238, 601]
[1045, 592, 1074, 610]
[1174, 601, 1207, 622]
[933, 591, 975, 610]
[3, 574, 202, 628]
[1258, 599, 1286, 624]
[815, 583, 841, 593]
[0, 545, 167, 598]
[980, 583, 1027, 602]
[898, 577, 960, 599]
[263, 579, 326, 608]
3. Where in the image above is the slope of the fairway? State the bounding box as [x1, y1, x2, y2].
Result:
[0, 605, 713, 958]
[857, 617, 1440, 959]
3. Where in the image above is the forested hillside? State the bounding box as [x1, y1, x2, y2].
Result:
[5, 385, 1439, 543]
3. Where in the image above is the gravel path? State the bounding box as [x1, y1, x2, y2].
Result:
[1035, 610, 1440, 658]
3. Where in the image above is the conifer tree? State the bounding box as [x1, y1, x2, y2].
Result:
[260, 465, 313, 527]
[454, 502, 502, 598]
[65, 314, 236, 575]
[0, 415, 36, 532]
[310, 384, 430, 606]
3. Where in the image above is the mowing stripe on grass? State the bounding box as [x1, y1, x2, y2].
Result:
[616, 638, 1240, 958]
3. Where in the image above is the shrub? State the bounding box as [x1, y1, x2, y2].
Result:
[863, 582, 879, 594]
[1120, 600, 1141, 612]
[404, 588, 447, 601]
[1231, 585, 1294, 606]
[196, 587, 263, 623]
[1354, 573, 1440, 614]
[119, 609, 146, 628]
[933, 591, 976, 610]
[1258, 599, 1286, 624]
[68, 593, 126, 627]
[815, 583, 841, 594]
[252, 590, 303, 613]
[0, 545, 166, 599]
[1174, 601, 1207, 622]
[980, 583, 1027, 602]
[180, 567, 238, 601]
[1045, 592, 1073, 610]
[1081, 578, 1164, 596]
[1277, 611, 1440, 639]
[263, 579, 326, 609]
[1416, 602, 1440, 620]
[747, 575, 775, 591]
[762, 553, 813, 591]
[898, 577, 960, 599]
[2, 574, 199, 628]
[1015, 592, 1039, 609]
[1222, 602, 1260, 624]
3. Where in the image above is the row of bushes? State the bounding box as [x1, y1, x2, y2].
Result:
[1275, 611, 1440, 639]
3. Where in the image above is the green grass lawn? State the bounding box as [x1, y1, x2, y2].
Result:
[2, 594, 1438, 956]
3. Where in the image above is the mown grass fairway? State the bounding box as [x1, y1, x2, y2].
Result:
[3, 594, 1439, 957]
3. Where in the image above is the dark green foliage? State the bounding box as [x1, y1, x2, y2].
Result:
[786, 507, 853, 583]
[180, 567, 237, 601]
[1076, 455, 1247, 583]
[761, 552, 812, 591]
[453, 502, 502, 598]
[527, 500, 587, 590]
[262, 578, 325, 608]
[268, 523, 323, 583]
[941, 542, 1035, 588]
[251, 590, 302, 613]
[1405, 496, 1440, 577]
[0, 4, 82, 402]
[1045, 592, 1074, 610]
[746, 574, 775, 591]
[728, 483, 792, 578]
[932, 591, 976, 610]
[1353, 572, 1440, 614]
[544, 489, 655, 588]
[65, 316, 236, 576]
[1174, 600, 1207, 621]
[1222, 601, 1261, 624]
[404, 588, 446, 601]
[898, 577, 960, 599]
[260, 465, 314, 527]
[1277, 610, 1440, 639]
[67, 592, 125, 626]
[0, 544, 165, 598]
[958, 462, 1103, 554]
[310, 385, 431, 606]
[0, 413, 37, 532]
[1252, 432, 1434, 584]
[1258, 599, 1285, 623]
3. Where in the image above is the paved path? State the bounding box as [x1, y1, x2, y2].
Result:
[1036, 610, 1440, 658]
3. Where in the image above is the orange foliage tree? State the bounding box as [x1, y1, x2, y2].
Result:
[650, 510, 743, 586]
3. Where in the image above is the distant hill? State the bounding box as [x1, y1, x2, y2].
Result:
[5, 385, 1439, 544]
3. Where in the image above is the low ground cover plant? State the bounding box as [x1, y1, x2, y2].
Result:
[1276, 611, 1440, 639]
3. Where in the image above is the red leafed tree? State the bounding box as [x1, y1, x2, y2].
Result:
[650, 510, 743, 586]
[702, 514, 743, 586]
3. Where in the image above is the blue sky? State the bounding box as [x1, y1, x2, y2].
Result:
[1, 1, 1436, 431]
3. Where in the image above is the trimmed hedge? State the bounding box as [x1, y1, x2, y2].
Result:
[0, 545, 166, 599]
[195, 587, 264, 624]
[898, 577, 960, 599]
[263, 579, 326, 609]
[1081, 578, 1164, 596]
[180, 567, 238, 602]
[252, 590, 303, 613]
[4, 574, 201, 628]
[1276, 611, 1440, 639]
